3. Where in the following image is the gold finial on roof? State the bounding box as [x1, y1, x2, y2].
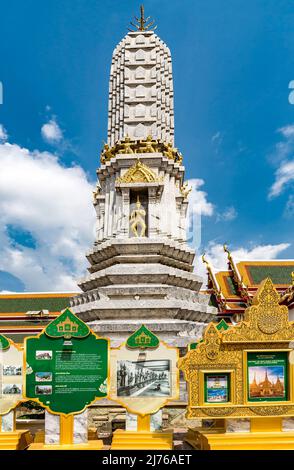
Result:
[202, 253, 209, 266]
[223, 243, 231, 256]
[129, 5, 157, 32]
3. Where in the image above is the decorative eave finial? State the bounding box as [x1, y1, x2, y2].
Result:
[223, 243, 251, 305]
[128, 5, 157, 32]
[202, 254, 227, 309]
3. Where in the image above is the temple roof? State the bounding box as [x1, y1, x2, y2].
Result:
[202, 246, 294, 318]
[0, 292, 77, 343]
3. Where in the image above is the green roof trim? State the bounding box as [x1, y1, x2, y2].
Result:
[246, 266, 294, 285]
[209, 294, 219, 308]
[0, 295, 74, 313]
[0, 320, 52, 326]
[216, 319, 229, 331]
[0, 334, 10, 350]
[225, 276, 239, 295]
[2, 333, 37, 343]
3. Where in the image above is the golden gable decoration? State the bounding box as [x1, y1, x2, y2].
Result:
[56, 316, 79, 334]
[222, 278, 294, 343]
[135, 331, 152, 346]
[179, 278, 294, 420]
[116, 160, 162, 184]
[204, 324, 221, 360]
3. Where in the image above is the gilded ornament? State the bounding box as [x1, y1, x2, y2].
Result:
[130, 196, 146, 237]
[116, 159, 161, 184]
[180, 182, 192, 199]
[92, 182, 101, 202]
[204, 324, 221, 360]
[100, 137, 183, 163]
[128, 5, 157, 32]
[179, 278, 294, 420]
[250, 406, 294, 416]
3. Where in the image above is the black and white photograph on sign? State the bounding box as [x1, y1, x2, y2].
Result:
[3, 365, 22, 376]
[35, 385, 52, 395]
[2, 383, 22, 395]
[117, 359, 171, 397]
[36, 350, 52, 360]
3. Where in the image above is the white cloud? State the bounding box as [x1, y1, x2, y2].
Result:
[0, 137, 96, 291]
[211, 131, 222, 143]
[195, 242, 291, 280]
[269, 160, 294, 198]
[0, 124, 8, 142]
[268, 124, 294, 198]
[186, 179, 214, 250]
[187, 179, 214, 217]
[229, 243, 291, 261]
[284, 195, 294, 218]
[216, 206, 237, 223]
[41, 118, 63, 144]
[279, 124, 294, 138]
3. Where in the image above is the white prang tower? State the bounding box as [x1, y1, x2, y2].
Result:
[71, 7, 216, 348]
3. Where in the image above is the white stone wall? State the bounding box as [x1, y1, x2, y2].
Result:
[108, 31, 174, 146]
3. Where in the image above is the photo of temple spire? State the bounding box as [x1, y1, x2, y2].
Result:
[249, 367, 285, 398]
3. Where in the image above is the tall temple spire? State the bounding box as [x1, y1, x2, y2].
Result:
[71, 7, 216, 349]
[129, 5, 157, 32]
[108, 9, 174, 146]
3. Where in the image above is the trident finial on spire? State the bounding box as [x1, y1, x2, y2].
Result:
[128, 4, 157, 32]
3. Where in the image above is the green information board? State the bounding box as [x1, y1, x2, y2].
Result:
[25, 309, 109, 414]
[247, 351, 288, 402]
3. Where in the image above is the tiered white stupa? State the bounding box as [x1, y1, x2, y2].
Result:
[70, 7, 216, 348]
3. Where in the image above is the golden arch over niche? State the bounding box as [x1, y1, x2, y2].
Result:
[116, 159, 161, 184]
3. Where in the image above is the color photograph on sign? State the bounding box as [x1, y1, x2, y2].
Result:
[247, 352, 288, 402]
[205, 373, 230, 404]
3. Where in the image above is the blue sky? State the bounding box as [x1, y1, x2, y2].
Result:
[0, 0, 293, 292]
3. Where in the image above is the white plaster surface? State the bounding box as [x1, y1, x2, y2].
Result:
[150, 410, 162, 431]
[1, 411, 14, 432]
[45, 411, 60, 444]
[226, 419, 250, 433]
[74, 409, 88, 444]
[125, 412, 138, 431]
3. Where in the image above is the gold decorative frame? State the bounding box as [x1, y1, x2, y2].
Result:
[199, 369, 236, 407]
[179, 278, 294, 419]
[242, 349, 293, 405]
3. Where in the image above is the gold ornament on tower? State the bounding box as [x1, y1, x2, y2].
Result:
[130, 196, 146, 237]
[180, 181, 192, 199]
